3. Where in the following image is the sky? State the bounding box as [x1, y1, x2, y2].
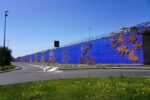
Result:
[0, 0, 150, 58]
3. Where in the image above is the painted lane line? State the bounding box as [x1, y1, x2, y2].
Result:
[43, 67, 50, 72]
[47, 67, 59, 72]
[26, 64, 62, 73]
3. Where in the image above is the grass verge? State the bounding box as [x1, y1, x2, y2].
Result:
[48, 63, 150, 68]
[0, 77, 150, 100]
[0, 65, 15, 71]
[19, 62, 150, 68]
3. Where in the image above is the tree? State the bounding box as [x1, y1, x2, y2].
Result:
[0, 47, 12, 66]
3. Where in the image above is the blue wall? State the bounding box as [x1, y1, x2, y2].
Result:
[15, 21, 150, 64]
[15, 32, 144, 64]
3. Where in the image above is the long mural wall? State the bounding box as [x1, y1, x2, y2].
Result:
[15, 21, 150, 64]
[15, 31, 144, 64]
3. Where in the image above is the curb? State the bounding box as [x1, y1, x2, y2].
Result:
[0, 67, 22, 73]
[59, 67, 150, 70]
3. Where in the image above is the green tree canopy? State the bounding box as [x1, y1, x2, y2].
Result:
[0, 47, 12, 66]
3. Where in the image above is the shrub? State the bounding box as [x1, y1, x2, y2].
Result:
[0, 47, 12, 66]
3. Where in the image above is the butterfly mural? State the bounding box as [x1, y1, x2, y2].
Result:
[110, 31, 142, 62]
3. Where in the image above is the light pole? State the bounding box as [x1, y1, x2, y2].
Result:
[89, 27, 91, 40]
[3, 11, 9, 70]
[7, 40, 9, 48]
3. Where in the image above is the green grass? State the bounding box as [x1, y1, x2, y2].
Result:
[0, 77, 150, 100]
[0, 65, 15, 71]
[48, 63, 150, 68]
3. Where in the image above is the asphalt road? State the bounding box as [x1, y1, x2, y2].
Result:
[0, 63, 150, 85]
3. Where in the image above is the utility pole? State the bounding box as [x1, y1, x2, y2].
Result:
[3, 11, 9, 70]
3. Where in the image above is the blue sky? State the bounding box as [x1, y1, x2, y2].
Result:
[0, 0, 150, 57]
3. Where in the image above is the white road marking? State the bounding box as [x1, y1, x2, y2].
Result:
[47, 67, 59, 72]
[43, 66, 50, 72]
[28, 64, 62, 73]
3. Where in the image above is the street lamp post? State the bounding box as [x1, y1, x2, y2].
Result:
[89, 27, 91, 40]
[3, 11, 9, 70]
[7, 40, 9, 48]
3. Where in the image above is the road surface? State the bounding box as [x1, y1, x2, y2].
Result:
[0, 63, 150, 85]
